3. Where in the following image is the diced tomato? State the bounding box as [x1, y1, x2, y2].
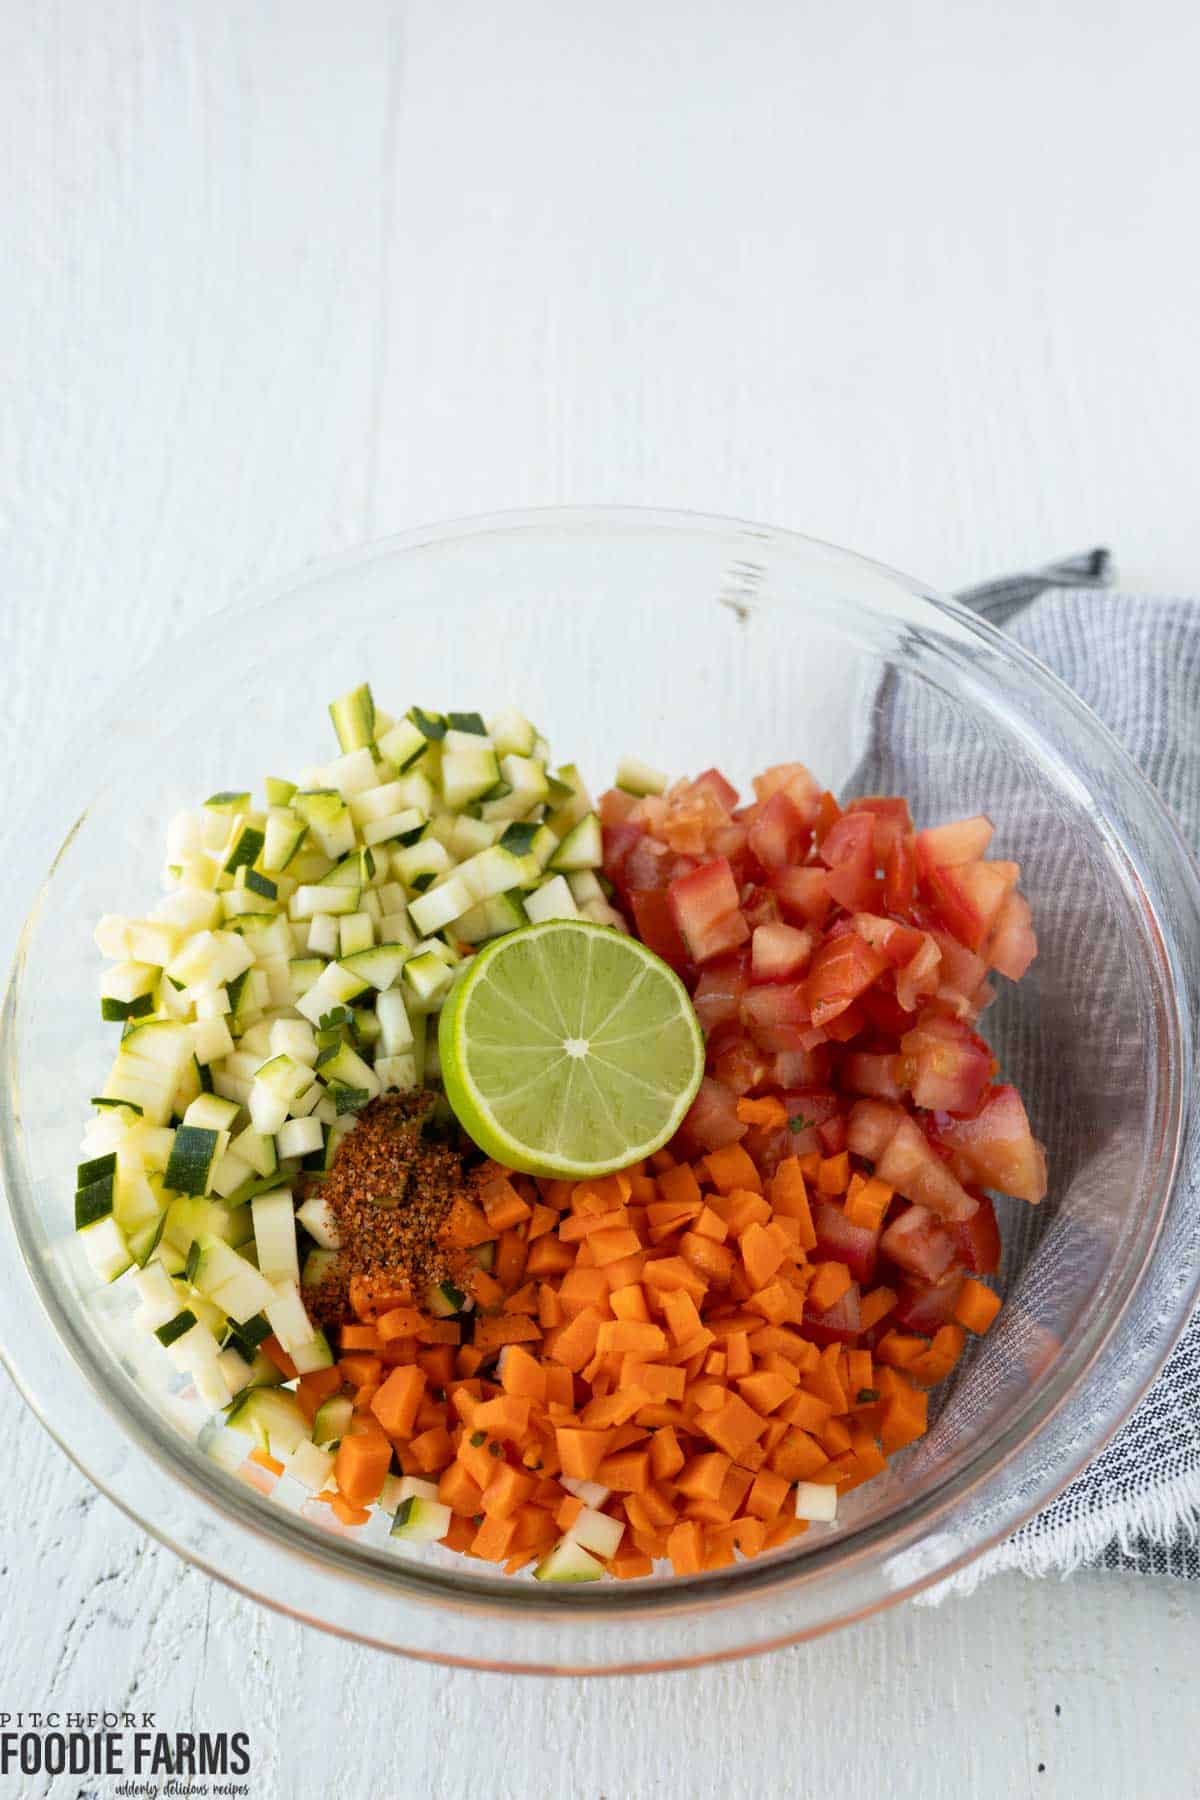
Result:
[668, 858, 750, 964]
[689, 768, 740, 813]
[709, 1033, 772, 1096]
[928, 929, 987, 1004]
[987, 890, 1038, 981]
[895, 934, 942, 1012]
[629, 890, 691, 975]
[691, 952, 750, 1032]
[624, 834, 673, 893]
[956, 859, 1020, 937]
[817, 1112, 848, 1154]
[846, 796, 913, 862]
[740, 983, 810, 1052]
[804, 932, 887, 1029]
[598, 787, 640, 829]
[813, 1201, 879, 1283]
[674, 1077, 746, 1154]
[883, 834, 917, 912]
[751, 922, 815, 983]
[874, 1116, 978, 1221]
[820, 813, 881, 913]
[916, 815, 994, 867]
[814, 790, 842, 845]
[859, 979, 920, 1038]
[769, 867, 833, 929]
[920, 857, 986, 951]
[934, 1084, 1048, 1204]
[846, 1098, 905, 1162]
[747, 789, 812, 871]
[841, 1050, 905, 1100]
[752, 763, 822, 821]
[601, 819, 644, 895]
[772, 1046, 831, 1088]
[879, 1203, 956, 1283]
[891, 1273, 966, 1335]
[945, 1193, 1002, 1275]
[740, 884, 782, 930]
[802, 1281, 862, 1345]
[852, 913, 925, 968]
[898, 1013, 993, 1116]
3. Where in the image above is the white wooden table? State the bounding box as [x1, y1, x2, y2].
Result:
[4, 4, 1199, 1795]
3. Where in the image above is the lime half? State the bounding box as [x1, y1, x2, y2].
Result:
[438, 920, 704, 1178]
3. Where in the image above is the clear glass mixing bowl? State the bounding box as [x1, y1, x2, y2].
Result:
[2, 508, 1198, 1672]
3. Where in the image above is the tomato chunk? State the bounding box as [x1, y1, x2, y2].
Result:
[935, 1084, 1048, 1204]
[668, 858, 750, 964]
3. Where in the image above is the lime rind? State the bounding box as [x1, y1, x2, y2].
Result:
[438, 920, 704, 1178]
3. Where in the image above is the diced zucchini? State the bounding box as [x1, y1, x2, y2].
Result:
[402, 949, 456, 1011]
[563, 1504, 624, 1560]
[284, 1439, 336, 1491]
[376, 717, 429, 774]
[264, 776, 297, 807]
[548, 812, 603, 871]
[441, 740, 500, 809]
[616, 755, 668, 797]
[329, 681, 377, 753]
[100, 1020, 196, 1126]
[499, 820, 558, 867]
[264, 1279, 317, 1354]
[390, 1496, 452, 1543]
[566, 869, 605, 907]
[455, 843, 539, 903]
[375, 1053, 417, 1092]
[251, 1188, 299, 1285]
[453, 890, 529, 945]
[292, 790, 356, 860]
[408, 873, 472, 937]
[340, 943, 408, 992]
[523, 876, 578, 924]
[163, 1125, 225, 1197]
[79, 1213, 133, 1283]
[291, 1330, 335, 1375]
[795, 1482, 838, 1523]
[426, 1278, 465, 1318]
[487, 706, 537, 758]
[312, 1393, 354, 1447]
[226, 1386, 310, 1458]
[545, 763, 594, 835]
[533, 1540, 605, 1582]
[295, 1194, 343, 1248]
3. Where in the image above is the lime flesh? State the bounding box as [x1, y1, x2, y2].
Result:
[438, 920, 704, 1178]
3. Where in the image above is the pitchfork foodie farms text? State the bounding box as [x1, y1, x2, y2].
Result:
[76, 685, 1045, 1580]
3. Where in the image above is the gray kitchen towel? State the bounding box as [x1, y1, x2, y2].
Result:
[857, 584, 1200, 1586]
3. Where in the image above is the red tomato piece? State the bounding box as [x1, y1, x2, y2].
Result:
[956, 859, 1020, 937]
[852, 913, 926, 968]
[879, 1202, 956, 1283]
[846, 795, 913, 861]
[916, 815, 994, 867]
[629, 890, 691, 974]
[747, 789, 813, 871]
[751, 922, 815, 983]
[751, 763, 822, 821]
[820, 813, 881, 913]
[935, 1084, 1048, 1205]
[689, 768, 740, 812]
[598, 787, 640, 829]
[883, 834, 917, 913]
[841, 1050, 905, 1101]
[740, 982, 811, 1052]
[804, 931, 888, 1029]
[709, 1033, 772, 1096]
[772, 1046, 831, 1089]
[945, 1193, 1002, 1274]
[813, 1202, 879, 1283]
[875, 1115, 979, 1221]
[987, 890, 1038, 981]
[740, 884, 782, 930]
[674, 1077, 747, 1155]
[890, 1273, 966, 1335]
[802, 1281, 863, 1345]
[899, 1013, 993, 1116]
[668, 858, 749, 964]
[691, 952, 750, 1032]
[895, 934, 942, 1012]
[817, 1111, 848, 1154]
[920, 857, 987, 951]
[769, 867, 833, 929]
[846, 1097, 905, 1162]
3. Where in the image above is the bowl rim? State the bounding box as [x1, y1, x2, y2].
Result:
[3, 502, 1198, 1669]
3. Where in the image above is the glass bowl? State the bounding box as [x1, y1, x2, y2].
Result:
[3, 507, 1198, 1673]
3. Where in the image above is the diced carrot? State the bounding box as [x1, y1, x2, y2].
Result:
[768, 1426, 829, 1482]
[680, 1233, 736, 1285]
[261, 1334, 298, 1380]
[675, 1452, 731, 1501]
[330, 1495, 372, 1527]
[295, 1366, 343, 1422]
[643, 1256, 709, 1304]
[408, 1425, 454, 1472]
[746, 1279, 794, 1325]
[807, 1260, 853, 1313]
[479, 1174, 533, 1232]
[500, 1342, 547, 1401]
[875, 1330, 928, 1369]
[502, 1280, 540, 1315]
[470, 1269, 506, 1310]
[341, 1323, 381, 1352]
[666, 1519, 705, 1575]
[527, 1203, 559, 1243]
[537, 1283, 564, 1330]
[456, 1343, 486, 1378]
[736, 1096, 790, 1130]
[438, 1462, 484, 1516]
[442, 1196, 495, 1249]
[443, 1514, 476, 1554]
[588, 1227, 643, 1266]
[954, 1277, 1003, 1335]
[765, 1514, 809, 1548]
[482, 1461, 536, 1519]
[417, 1345, 456, 1389]
[726, 1188, 772, 1236]
[650, 1424, 685, 1481]
[817, 1416, 853, 1457]
[803, 1348, 848, 1414]
[746, 1467, 790, 1521]
[693, 1204, 729, 1244]
[558, 1207, 629, 1243]
[702, 1394, 767, 1462]
[546, 1306, 604, 1372]
[525, 1234, 575, 1278]
[798, 1150, 822, 1179]
[556, 1493, 585, 1532]
[416, 1318, 461, 1345]
[470, 1514, 518, 1562]
[595, 1319, 668, 1358]
[880, 1384, 928, 1454]
[473, 1313, 543, 1352]
[334, 1432, 392, 1508]
[736, 1370, 795, 1415]
[370, 1364, 426, 1439]
[340, 1352, 383, 1389]
[858, 1285, 898, 1332]
[610, 1283, 651, 1323]
[556, 1427, 613, 1481]
[732, 1515, 769, 1557]
[612, 1543, 655, 1579]
[249, 1446, 284, 1477]
[844, 1175, 893, 1231]
[495, 1230, 528, 1292]
[349, 1275, 413, 1321]
[596, 1448, 652, 1492]
[909, 1322, 967, 1387]
[817, 1152, 851, 1196]
[581, 1388, 648, 1429]
[473, 1394, 531, 1440]
[769, 1158, 817, 1249]
[702, 1143, 762, 1194]
[740, 1220, 788, 1290]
